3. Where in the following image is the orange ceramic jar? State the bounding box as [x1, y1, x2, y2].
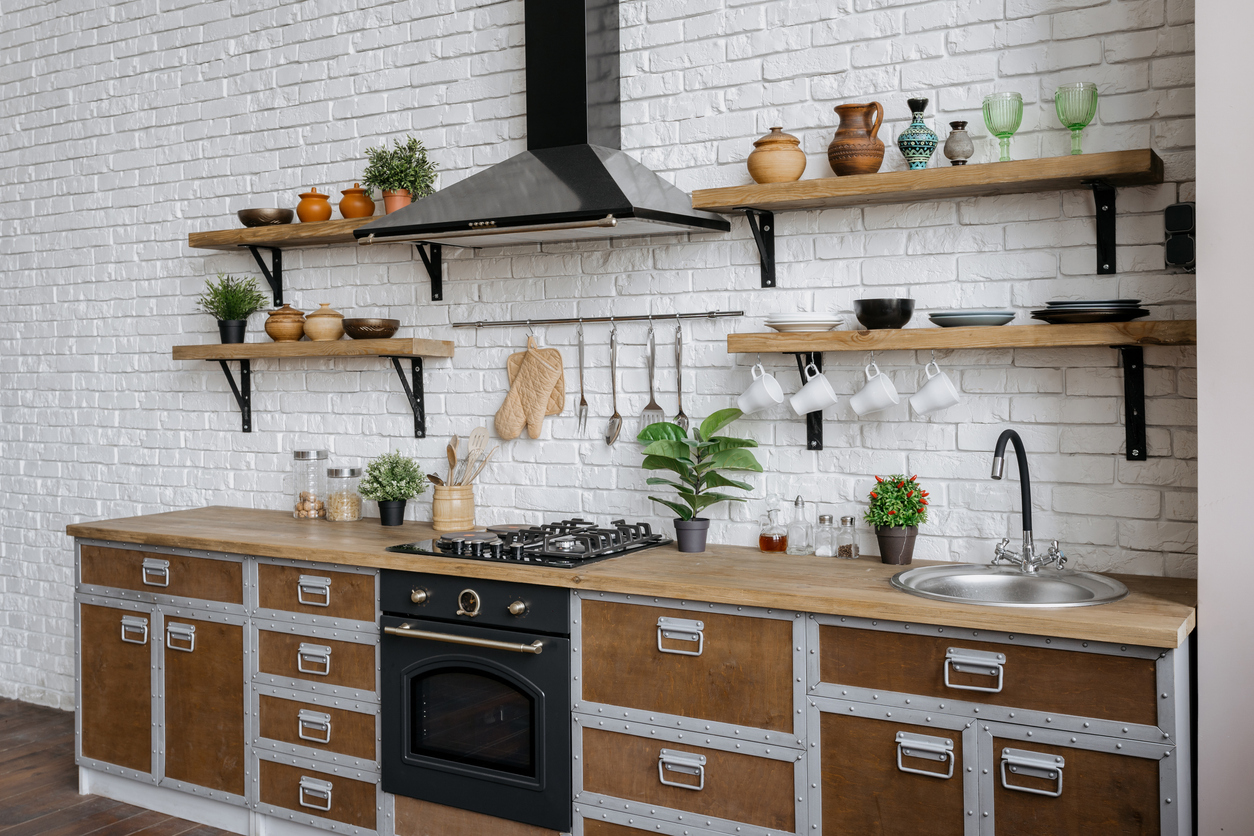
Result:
[339, 183, 376, 219]
[296, 188, 333, 223]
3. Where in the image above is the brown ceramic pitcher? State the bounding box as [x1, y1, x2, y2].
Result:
[827, 102, 885, 176]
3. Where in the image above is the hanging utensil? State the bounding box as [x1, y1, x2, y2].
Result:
[465, 445, 498, 485]
[605, 325, 622, 446]
[639, 320, 666, 431]
[446, 435, 459, 484]
[459, 427, 488, 485]
[674, 322, 689, 431]
[576, 321, 589, 437]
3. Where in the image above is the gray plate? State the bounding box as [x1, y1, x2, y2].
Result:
[1046, 299, 1141, 307]
[928, 313, 1016, 327]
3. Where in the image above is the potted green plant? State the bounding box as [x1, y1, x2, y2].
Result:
[361, 136, 436, 214]
[637, 408, 763, 553]
[358, 450, 428, 526]
[196, 273, 269, 343]
[864, 474, 929, 564]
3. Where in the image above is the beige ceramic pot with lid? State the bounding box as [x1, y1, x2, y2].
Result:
[304, 303, 345, 341]
[747, 127, 807, 184]
[264, 304, 306, 342]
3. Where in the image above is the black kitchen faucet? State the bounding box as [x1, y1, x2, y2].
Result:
[991, 428, 1066, 573]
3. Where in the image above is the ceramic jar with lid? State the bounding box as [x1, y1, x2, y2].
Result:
[304, 303, 345, 341]
[339, 183, 376, 219]
[264, 304, 306, 342]
[293, 450, 329, 519]
[746, 127, 807, 184]
[297, 188, 333, 223]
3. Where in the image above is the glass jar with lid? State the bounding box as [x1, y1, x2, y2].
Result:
[814, 514, 837, 557]
[836, 515, 860, 559]
[326, 467, 363, 522]
[292, 450, 329, 519]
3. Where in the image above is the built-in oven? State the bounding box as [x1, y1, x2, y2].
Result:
[380, 570, 571, 832]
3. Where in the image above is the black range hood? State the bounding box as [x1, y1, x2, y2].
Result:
[354, 0, 730, 249]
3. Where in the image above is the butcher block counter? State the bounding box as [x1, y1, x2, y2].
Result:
[66, 505, 1195, 648]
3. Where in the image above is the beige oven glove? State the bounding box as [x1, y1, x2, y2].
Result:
[495, 337, 564, 440]
[507, 342, 566, 416]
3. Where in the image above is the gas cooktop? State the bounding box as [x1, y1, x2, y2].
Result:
[386, 518, 672, 568]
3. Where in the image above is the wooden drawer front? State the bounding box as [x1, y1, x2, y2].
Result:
[258, 629, 376, 692]
[259, 759, 377, 830]
[820, 712, 966, 836]
[581, 819, 716, 836]
[820, 625, 1158, 726]
[259, 694, 376, 761]
[581, 728, 795, 832]
[81, 545, 243, 605]
[397, 797, 560, 836]
[257, 563, 375, 623]
[79, 603, 152, 774]
[581, 600, 794, 732]
[990, 736, 1159, 834]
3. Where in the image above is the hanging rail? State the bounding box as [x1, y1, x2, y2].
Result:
[451, 310, 744, 329]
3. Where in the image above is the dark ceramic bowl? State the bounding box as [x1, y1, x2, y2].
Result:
[342, 318, 401, 339]
[854, 298, 915, 330]
[237, 208, 294, 227]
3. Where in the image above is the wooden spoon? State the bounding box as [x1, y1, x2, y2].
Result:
[446, 435, 459, 484]
[460, 427, 489, 485]
[427, 473, 445, 486]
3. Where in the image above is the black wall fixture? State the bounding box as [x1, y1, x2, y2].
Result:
[1164, 201, 1196, 271]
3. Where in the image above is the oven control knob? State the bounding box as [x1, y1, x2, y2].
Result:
[410, 588, 429, 604]
[456, 589, 481, 617]
[508, 601, 527, 616]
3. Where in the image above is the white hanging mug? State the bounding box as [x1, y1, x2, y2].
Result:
[790, 363, 839, 416]
[737, 363, 785, 414]
[849, 362, 900, 416]
[910, 360, 961, 416]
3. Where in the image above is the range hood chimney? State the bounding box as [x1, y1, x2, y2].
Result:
[354, 0, 730, 250]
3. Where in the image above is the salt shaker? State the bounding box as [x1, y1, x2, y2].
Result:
[814, 514, 837, 557]
[837, 515, 860, 559]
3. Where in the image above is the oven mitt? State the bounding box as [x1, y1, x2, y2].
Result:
[495, 337, 564, 440]
[507, 342, 566, 416]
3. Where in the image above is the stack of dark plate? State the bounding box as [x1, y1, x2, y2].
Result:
[1031, 299, 1150, 324]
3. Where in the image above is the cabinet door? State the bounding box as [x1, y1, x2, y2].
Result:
[79, 602, 154, 775]
[162, 615, 246, 796]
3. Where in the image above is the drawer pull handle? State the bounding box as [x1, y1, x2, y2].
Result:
[895, 731, 954, 779]
[298, 776, 333, 811]
[298, 643, 332, 676]
[166, 622, 196, 653]
[1001, 748, 1065, 798]
[297, 575, 332, 607]
[944, 647, 1005, 693]
[658, 748, 706, 791]
[657, 617, 704, 657]
[298, 709, 332, 744]
[141, 558, 170, 587]
[120, 615, 149, 645]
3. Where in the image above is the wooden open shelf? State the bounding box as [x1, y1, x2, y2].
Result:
[188, 218, 374, 251]
[693, 149, 1164, 213]
[172, 337, 454, 361]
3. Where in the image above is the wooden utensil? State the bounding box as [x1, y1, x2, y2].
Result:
[465, 446, 497, 485]
[460, 427, 488, 485]
[427, 474, 445, 486]
[446, 435, 459, 484]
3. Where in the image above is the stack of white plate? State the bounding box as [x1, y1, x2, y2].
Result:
[765, 313, 845, 332]
[928, 308, 1016, 328]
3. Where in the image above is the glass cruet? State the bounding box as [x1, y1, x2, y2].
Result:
[785, 496, 814, 556]
[759, 508, 787, 553]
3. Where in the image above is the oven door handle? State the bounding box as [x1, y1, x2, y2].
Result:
[385, 625, 544, 655]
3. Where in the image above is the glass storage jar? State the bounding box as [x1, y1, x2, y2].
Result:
[814, 514, 836, 557]
[326, 466, 363, 522]
[292, 450, 329, 519]
[837, 515, 860, 559]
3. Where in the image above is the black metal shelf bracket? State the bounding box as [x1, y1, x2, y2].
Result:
[1119, 346, 1147, 461]
[793, 351, 823, 450]
[244, 246, 283, 306]
[416, 243, 443, 302]
[216, 359, 251, 433]
[738, 208, 776, 288]
[388, 356, 427, 438]
[1088, 180, 1117, 275]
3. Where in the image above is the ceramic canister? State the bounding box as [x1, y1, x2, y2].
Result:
[296, 188, 333, 222]
[264, 304, 306, 342]
[339, 183, 376, 219]
[896, 97, 939, 170]
[747, 127, 807, 184]
[304, 303, 345, 341]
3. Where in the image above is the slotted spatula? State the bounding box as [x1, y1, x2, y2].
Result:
[459, 427, 488, 485]
[639, 322, 666, 432]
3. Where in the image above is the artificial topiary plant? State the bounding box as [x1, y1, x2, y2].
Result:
[637, 408, 763, 521]
[360, 136, 436, 197]
[196, 273, 268, 322]
[863, 474, 929, 528]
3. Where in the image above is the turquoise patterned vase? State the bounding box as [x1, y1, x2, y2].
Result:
[896, 97, 939, 170]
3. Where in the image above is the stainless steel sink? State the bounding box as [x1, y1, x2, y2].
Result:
[890, 563, 1129, 608]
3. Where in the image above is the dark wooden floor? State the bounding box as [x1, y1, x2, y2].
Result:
[0, 697, 233, 836]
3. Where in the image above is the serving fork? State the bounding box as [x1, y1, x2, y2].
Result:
[577, 321, 589, 436]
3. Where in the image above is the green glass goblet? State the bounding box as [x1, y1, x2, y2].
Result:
[1055, 82, 1099, 155]
[983, 92, 1023, 162]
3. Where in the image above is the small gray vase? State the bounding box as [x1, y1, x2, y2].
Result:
[944, 120, 975, 166]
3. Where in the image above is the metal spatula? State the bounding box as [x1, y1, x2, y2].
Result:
[639, 322, 666, 431]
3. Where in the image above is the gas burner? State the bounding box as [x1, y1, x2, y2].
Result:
[387, 518, 672, 567]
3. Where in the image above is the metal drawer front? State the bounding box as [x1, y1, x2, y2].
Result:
[257, 563, 375, 623]
[258, 694, 377, 761]
[257, 628, 375, 691]
[80, 544, 244, 604]
[258, 758, 377, 830]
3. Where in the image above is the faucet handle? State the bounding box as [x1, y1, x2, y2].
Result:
[1046, 539, 1067, 569]
[993, 538, 1017, 565]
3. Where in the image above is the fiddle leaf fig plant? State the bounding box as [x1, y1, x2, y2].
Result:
[637, 408, 763, 521]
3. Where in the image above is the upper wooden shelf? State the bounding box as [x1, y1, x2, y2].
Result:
[172, 337, 454, 361]
[188, 218, 374, 251]
[693, 149, 1164, 214]
[727, 320, 1196, 354]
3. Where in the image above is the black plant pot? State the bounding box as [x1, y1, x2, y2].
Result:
[875, 525, 918, 564]
[218, 319, 248, 343]
[378, 500, 407, 526]
[674, 518, 711, 553]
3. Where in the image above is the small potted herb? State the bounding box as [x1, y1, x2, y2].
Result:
[864, 474, 929, 564]
[361, 136, 436, 214]
[637, 408, 762, 553]
[358, 451, 428, 526]
[196, 273, 269, 343]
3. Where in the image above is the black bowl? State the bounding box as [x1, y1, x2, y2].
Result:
[854, 298, 915, 330]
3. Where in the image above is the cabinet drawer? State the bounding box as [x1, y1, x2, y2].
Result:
[579, 816, 718, 836]
[81, 545, 243, 605]
[580, 600, 794, 733]
[259, 694, 376, 761]
[257, 563, 375, 623]
[819, 624, 1158, 726]
[257, 629, 376, 692]
[580, 727, 795, 832]
[259, 758, 376, 830]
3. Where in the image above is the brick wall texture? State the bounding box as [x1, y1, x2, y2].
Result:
[0, 0, 1196, 707]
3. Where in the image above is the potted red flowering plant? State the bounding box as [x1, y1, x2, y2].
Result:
[864, 474, 929, 565]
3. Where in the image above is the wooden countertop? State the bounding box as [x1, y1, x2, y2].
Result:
[66, 507, 1197, 648]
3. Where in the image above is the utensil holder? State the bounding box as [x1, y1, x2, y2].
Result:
[431, 485, 475, 532]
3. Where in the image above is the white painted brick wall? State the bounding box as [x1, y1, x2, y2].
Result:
[0, 0, 1195, 707]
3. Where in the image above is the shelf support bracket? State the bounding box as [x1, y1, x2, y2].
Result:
[388, 356, 426, 438]
[738, 208, 776, 288]
[1119, 346, 1147, 461]
[216, 359, 251, 433]
[416, 244, 443, 302]
[1088, 181, 1116, 275]
[244, 246, 283, 306]
[793, 352, 823, 450]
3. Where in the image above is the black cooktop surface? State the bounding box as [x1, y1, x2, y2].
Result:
[386, 518, 672, 568]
